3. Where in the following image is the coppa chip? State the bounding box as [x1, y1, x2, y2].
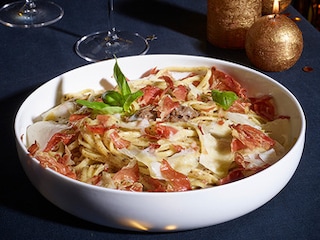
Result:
[26, 63, 290, 192]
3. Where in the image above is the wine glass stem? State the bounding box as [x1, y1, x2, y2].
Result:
[107, 0, 116, 33]
[20, 0, 37, 15]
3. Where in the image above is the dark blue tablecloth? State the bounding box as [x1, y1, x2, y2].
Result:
[1, 0, 319, 239]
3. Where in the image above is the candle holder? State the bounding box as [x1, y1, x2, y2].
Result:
[207, 0, 261, 49]
[245, 13, 303, 72]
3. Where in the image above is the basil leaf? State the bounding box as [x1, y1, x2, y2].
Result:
[76, 99, 123, 114]
[102, 90, 124, 106]
[78, 60, 144, 115]
[123, 90, 144, 113]
[114, 60, 131, 96]
[211, 90, 238, 110]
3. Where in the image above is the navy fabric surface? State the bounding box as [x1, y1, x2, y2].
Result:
[1, 0, 319, 239]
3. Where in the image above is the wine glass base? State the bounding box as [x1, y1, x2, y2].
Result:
[0, 1, 64, 28]
[75, 30, 150, 62]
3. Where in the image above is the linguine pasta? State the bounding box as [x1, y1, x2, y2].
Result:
[27, 64, 290, 192]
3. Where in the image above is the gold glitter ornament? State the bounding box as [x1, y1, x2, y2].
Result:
[262, 0, 292, 15]
[207, 0, 261, 49]
[245, 14, 303, 72]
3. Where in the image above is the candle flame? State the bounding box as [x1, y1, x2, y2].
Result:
[273, 0, 280, 14]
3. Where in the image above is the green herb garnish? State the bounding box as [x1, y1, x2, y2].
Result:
[76, 99, 123, 114]
[76, 60, 143, 114]
[211, 89, 238, 110]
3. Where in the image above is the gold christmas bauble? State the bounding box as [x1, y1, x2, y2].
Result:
[262, 0, 292, 15]
[245, 14, 303, 72]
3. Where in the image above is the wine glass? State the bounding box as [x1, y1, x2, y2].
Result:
[0, 0, 63, 28]
[75, 0, 149, 62]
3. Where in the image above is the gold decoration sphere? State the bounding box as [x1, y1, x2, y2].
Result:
[245, 14, 303, 72]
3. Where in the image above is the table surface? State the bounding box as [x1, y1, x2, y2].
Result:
[1, 0, 320, 239]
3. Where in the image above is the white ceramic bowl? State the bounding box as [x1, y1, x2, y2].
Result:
[14, 55, 306, 232]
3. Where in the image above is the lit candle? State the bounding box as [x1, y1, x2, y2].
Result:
[207, 0, 261, 49]
[245, 0, 303, 72]
[262, 0, 292, 15]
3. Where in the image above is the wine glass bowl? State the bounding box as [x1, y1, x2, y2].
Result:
[0, 0, 63, 28]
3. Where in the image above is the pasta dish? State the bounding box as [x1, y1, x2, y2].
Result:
[26, 62, 291, 192]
